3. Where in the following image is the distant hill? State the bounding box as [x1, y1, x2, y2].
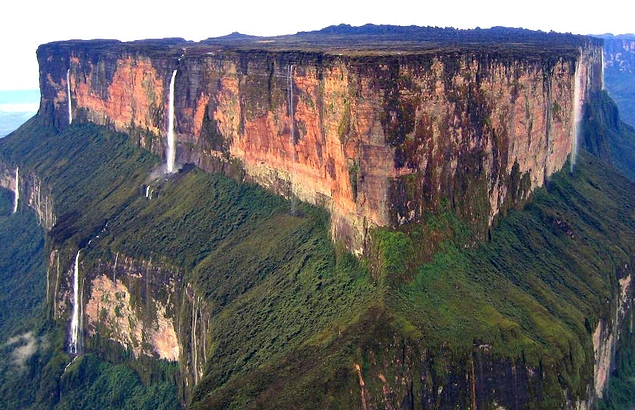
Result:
[596, 34, 635, 127]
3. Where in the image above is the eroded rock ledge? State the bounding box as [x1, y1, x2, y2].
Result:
[36, 27, 603, 253]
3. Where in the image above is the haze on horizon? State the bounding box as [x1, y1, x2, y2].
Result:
[1, 0, 632, 91]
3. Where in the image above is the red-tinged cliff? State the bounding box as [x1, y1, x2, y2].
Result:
[4, 27, 635, 409]
[36, 29, 603, 254]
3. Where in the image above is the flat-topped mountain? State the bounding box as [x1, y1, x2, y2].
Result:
[37, 25, 603, 253]
[46, 25, 598, 57]
[0, 25, 633, 409]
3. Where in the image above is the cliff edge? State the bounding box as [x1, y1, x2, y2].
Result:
[36, 26, 604, 253]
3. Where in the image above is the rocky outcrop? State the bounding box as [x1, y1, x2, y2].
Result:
[83, 254, 181, 361]
[47, 249, 182, 361]
[592, 274, 632, 399]
[36, 30, 603, 253]
[46, 246, 212, 398]
[0, 163, 56, 229]
[180, 284, 211, 392]
[29, 28, 628, 408]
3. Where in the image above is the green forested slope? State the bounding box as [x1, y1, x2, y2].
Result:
[192, 150, 633, 409]
[0, 94, 633, 408]
[0, 188, 46, 339]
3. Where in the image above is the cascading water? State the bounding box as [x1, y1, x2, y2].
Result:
[601, 50, 605, 90]
[166, 70, 178, 173]
[12, 167, 19, 214]
[67, 69, 72, 125]
[68, 250, 82, 355]
[571, 58, 582, 172]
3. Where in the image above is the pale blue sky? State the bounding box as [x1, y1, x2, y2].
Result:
[1, 0, 632, 90]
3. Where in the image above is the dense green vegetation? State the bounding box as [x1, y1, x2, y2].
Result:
[0, 186, 48, 409]
[56, 354, 180, 409]
[0, 78, 633, 408]
[391, 151, 633, 404]
[0, 117, 377, 408]
[191, 150, 633, 408]
[0, 187, 46, 340]
[0, 120, 182, 408]
[3, 118, 159, 250]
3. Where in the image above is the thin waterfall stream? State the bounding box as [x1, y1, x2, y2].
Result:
[166, 69, 178, 173]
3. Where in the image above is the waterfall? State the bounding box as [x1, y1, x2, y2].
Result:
[191, 295, 207, 384]
[12, 167, 19, 214]
[67, 69, 72, 125]
[571, 58, 582, 172]
[68, 250, 82, 355]
[166, 70, 178, 173]
[113, 252, 119, 284]
[601, 50, 605, 90]
[192, 297, 199, 384]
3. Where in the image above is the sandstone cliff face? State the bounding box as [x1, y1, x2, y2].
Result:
[43, 245, 209, 395]
[83, 254, 181, 361]
[37, 39, 603, 253]
[0, 163, 56, 229]
[349, 316, 543, 410]
[47, 249, 182, 362]
[592, 274, 632, 399]
[30, 34, 622, 407]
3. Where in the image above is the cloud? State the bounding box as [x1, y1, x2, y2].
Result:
[3, 332, 44, 371]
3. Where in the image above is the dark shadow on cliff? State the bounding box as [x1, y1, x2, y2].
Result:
[582, 90, 635, 180]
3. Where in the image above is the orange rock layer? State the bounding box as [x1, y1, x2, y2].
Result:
[38, 44, 603, 252]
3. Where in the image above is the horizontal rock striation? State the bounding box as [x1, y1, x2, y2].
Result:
[36, 29, 603, 253]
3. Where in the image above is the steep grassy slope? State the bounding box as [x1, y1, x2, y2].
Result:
[0, 119, 181, 408]
[0, 93, 633, 408]
[389, 151, 633, 405]
[0, 117, 378, 408]
[0, 187, 46, 339]
[96, 161, 379, 402]
[192, 151, 634, 409]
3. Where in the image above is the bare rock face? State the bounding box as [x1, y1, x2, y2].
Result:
[36, 33, 603, 253]
[0, 163, 56, 229]
[90, 254, 182, 361]
[12, 29, 632, 408]
[592, 274, 632, 399]
[47, 249, 183, 362]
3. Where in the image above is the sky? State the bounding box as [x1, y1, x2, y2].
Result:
[1, 0, 632, 91]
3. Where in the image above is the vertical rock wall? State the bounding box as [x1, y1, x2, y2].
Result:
[0, 163, 56, 229]
[37, 40, 603, 252]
